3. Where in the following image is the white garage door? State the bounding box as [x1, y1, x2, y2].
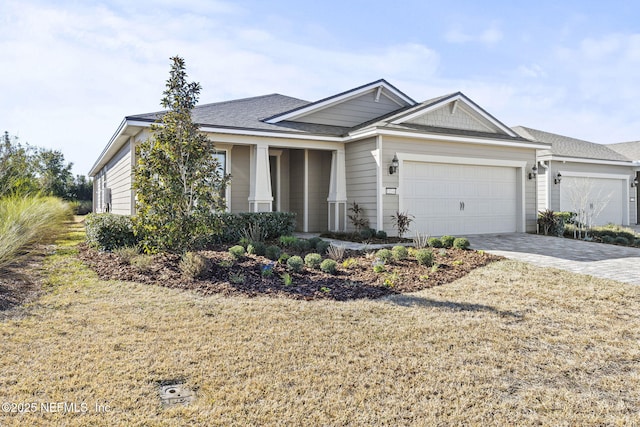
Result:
[402, 162, 518, 236]
[560, 177, 624, 226]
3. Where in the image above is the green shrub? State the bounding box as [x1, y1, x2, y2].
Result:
[209, 212, 297, 243]
[359, 228, 373, 240]
[85, 212, 137, 251]
[315, 240, 330, 255]
[427, 237, 442, 248]
[392, 245, 408, 261]
[376, 230, 387, 239]
[440, 235, 455, 248]
[453, 238, 470, 250]
[265, 245, 282, 261]
[320, 259, 337, 274]
[279, 235, 297, 247]
[281, 272, 293, 286]
[602, 236, 615, 244]
[614, 236, 629, 246]
[304, 253, 323, 269]
[295, 239, 311, 252]
[247, 241, 265, 256]
[0, 196, 72, 269]
[287, 255, 304, 272]
[415, 249, 434, 266]
[376, 248, 393, 263]
[180, 252, 208, 279]
[69, 200, 93, 215]
[131, 254, 154, 272]
[308, 237, 322, 249]
[278, 253, 290, 264]
[228, 245, 245, 258]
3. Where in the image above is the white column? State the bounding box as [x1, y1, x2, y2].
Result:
[248, 142, 273, 212]
[327, 149, 348, 231]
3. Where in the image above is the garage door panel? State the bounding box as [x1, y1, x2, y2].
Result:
[403, 161, 518, 236]
[560, 177, 623, 226]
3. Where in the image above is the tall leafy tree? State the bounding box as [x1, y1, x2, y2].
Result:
[133, 56, 229, 253]
[0, 131, 38, 196]
[35, 148, 73, 198]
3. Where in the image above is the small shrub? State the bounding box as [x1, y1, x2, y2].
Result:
[376, 230, 387, 240]
[85, 213, 137, 251]
[308, 237, 322, 249]
[441, 235, 455, 248]
[304, 253, 322, 269]
[614, 236, 629, 246]
[373, 263, 386, 273]
[247, 241, 265, 256]
[415, 249, 434, 266]
[238, 237, 251, 248]
[229, 271, 244, 284]
[392, 245, 408, 261]
[295, 239, 311, 252]
[376, 248, 393, 263]
[383, 271, 399, 288]
[452, 260, 463, 266]
[228, 245, 246, 258]
[634, 239, 640, 247]
[348, 201, 369, 232]
[218, 259, 233, 268]
[342, 257, 358, 269]
[453, 238, 470, 250]
[287, 255, 304, 272]
[265, 245, 282, 261]
[281, 273, 293, 286]
[327, 244, 346, 260]
[261, 263, 274, 277]
[114, 245, 140, 264]
[180, 252, 208, 279]
[239, 222, 265, 243]
[602, 236, 615, 244]
[359, 228, 373, 240]
[279, 235, 297, 247]
[428, 237, 443, 248]
[320, 259, 337, 274]
[278, 253, 290, 264]
[439, 248, 447, 257]
[430, 263, 440, 273]
[315, 240, 330, 255]
[319, 286, 331, 293]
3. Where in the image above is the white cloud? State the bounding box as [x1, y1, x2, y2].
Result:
[444, 22, 503, 45]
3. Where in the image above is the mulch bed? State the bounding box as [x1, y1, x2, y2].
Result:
[78, 243, 503, 301]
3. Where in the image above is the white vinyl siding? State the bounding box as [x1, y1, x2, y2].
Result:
[406, 103, 501, 133]
[307, 150, 331, 232]
[104, 143, 133, 215]
[230, 145, 250, 213]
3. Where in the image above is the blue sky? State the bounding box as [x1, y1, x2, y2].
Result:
[2, 0, 640, 175]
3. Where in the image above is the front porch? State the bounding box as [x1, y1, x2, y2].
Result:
[227, 142, 347, 233]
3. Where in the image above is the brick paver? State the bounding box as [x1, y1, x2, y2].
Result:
[469, 233, 640, 285]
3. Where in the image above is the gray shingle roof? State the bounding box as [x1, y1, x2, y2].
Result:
[607, 141, 640, 161]
[512, 126, 631, 162]
[126, 94, 349, 137]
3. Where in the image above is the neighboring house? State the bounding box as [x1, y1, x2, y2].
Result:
[513, 127, 638, 226]
[608, 141, 640, 223]
[89, 79, 549, 236]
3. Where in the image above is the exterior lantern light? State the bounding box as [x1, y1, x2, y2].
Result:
[528, 165, 538, 180]
[389, 154, 399, 175]
[554, 172, 562, 185]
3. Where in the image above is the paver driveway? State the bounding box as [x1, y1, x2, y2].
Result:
[469, 233, 640, 285]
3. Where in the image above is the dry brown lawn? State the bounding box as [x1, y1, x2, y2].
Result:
[0, 221, 639, 426]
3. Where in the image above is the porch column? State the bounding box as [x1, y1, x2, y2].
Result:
[327, 148, 348, 231]
[248, 142, 273, 212]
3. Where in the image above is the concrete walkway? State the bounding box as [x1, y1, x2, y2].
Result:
[468, 233, 640, 285]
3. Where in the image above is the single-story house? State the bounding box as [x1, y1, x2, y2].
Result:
[513, 126, 638, 226]
[89, 79, 559, 236]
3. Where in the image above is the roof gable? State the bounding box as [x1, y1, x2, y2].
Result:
[264, 79, 416, 127]
[388, 93, 518, 137]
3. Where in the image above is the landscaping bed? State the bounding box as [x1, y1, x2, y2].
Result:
[78, 243, 501, 301]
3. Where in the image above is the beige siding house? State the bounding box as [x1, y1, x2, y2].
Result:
[513, 127, 638, 226]
[89, 79, 554, 236]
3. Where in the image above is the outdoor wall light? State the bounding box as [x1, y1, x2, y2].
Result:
[631, 177, 638, 188]
[528, 165, 538, 180]
[554, 172, 562, 185]
[389, 154, 399, 175]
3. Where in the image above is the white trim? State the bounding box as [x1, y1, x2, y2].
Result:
[375, 136, 383, 231]
[303, 149, 309, 232]
[397, 153, 527, 233]
[265, 81, 415, 124]
[389, 93, 518, 137]
[347, 128, 549, 149]
[538, 155, 635, 167]
[558, 171, 630, 180]
[200, 126, 344, 143]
